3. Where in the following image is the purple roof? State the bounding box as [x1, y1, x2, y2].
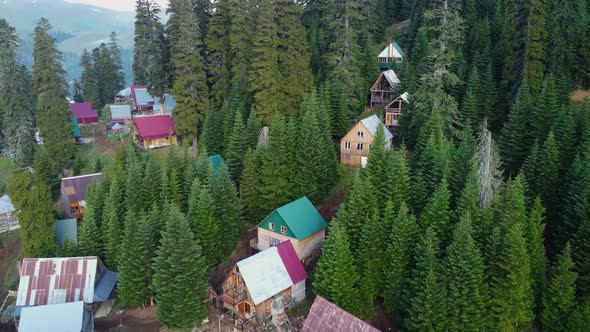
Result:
[276, 240, 307, 284]
[69, 102, 98, 123]
[302, 296, 380, 332]
[61, 173, 102, 204]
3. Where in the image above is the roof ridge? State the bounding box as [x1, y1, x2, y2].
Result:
[61, 173, 102, 181]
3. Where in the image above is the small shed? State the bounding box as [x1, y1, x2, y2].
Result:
[301, 296, 380, 332]
[370, 69, 400, 108]
[219, 241, 307, 324]
[18, 301, 93, 332]
[378, 41, 405, 68]
[109, 104, 132, 124]
[60, 173, 102, 219]
[0, 194, 18, 232]
[340, 114, 393, 167]
[132, 114, 177, 149]
[55, 219, 78, 249]
[255, 196, 327, 260]
[70, 102, 98, 124]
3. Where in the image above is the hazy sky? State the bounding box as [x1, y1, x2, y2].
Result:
[65, 0, 169, 12]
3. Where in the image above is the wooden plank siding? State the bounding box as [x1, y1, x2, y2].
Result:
[257, 227, 325, 260]
[339, 122, 375, 167]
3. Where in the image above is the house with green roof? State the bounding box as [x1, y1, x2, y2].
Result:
[255, 196, 328, 260]
[378, 41, 405, 69]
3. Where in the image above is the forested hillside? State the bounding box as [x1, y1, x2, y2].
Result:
[1, 0, 590, 330]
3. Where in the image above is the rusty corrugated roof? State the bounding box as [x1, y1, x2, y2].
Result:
[16, 257, 103, 307]
[301, 296, 381, 332]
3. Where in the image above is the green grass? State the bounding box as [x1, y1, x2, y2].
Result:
[0, 158, 16, 194]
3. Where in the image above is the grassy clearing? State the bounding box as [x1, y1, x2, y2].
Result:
[0, 158, 15, 193]
[572, 89, 590, 103]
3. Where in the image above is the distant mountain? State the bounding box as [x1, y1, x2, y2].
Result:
[0, 0, 135, 86]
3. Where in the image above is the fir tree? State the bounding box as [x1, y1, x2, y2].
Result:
[526, 197, 547, 308]
[151, 203, 209, 329]
[499, 80, 532, 176]
[32, 18, 74, 168]
[209, 165, 241, 258]
[226, 114, 248, 181]
[364, 123, 388, 210]
[386, 146, 410, 211]
[118, 213, 152, 307]
[240, 149, 260, 221]
[7, 171, 56, 258]
[445, 213, 489, 330]
[524, 0, 547, 94]
[245, 108, 262, 150]
[419, 179, 452, 249]
[313, 219, 361, 317]
[542, 243, 578, 332]
[407, 227, 447, 331]
[187, 188, 221, 268]
[201, 110, 224, 156]
[77, 185, 103, 257]
[168, 0, 210, 143]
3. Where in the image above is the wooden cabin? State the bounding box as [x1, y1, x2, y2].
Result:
[219, 241, 307, 325]
[370, 69, 400, 108]
[378, 41, 405, 69]
[132, 114, 177, 149]
[109, 104, 132, 125]
[253, 196, 327, 260]
[0, 195, 18, 233]
[340, 115, 393, 168]
[60, 173, 102, 219]
[69, 102, 98, 124]
[131, 86, 155, 113]
[384, 92, 409, 128]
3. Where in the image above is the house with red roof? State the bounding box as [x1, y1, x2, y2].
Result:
[69, 102, 98, 124]
[218, 241, 307, 324]
[132, 114, 177, 149]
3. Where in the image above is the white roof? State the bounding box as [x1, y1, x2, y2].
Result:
[399, 92, 409, 102]
[0, 195, 15, 214]
[237, 246, 292, 305]
[109, 104, 132, 120]
[135, 88, 155, 106]
[383, 69, 400, 87]
[360, 115, 393, 141]
[378, 42, 404, 58]
[19, 301, 86, 332]
[117, 87, 131, 97]
[111, 122, 124, 130]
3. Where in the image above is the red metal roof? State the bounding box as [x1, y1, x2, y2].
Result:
[69, 102, 98, 123]
[302, 296, 381, 332]
[276, 240, 307, 284]
[133, 114, 176, 140]
[16, 257, 105, 307]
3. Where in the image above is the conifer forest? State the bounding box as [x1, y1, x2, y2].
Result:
[1, 0, 590, 330]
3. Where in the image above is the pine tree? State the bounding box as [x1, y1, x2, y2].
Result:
[226, 114, 248, 181]
[364, 123, 388, 211]
[240, 149, 261, 221]
[187, 188, 221, 268]
[209, 165, 241, 258]
[499, 81, 532, 176]
[450, 125, 476, 207]
[313, 219, 361, 317]
[419, 179, 452, 248]
[491, 223, 535, 330]
[201, 110, 224, 155]
[169, 0, 210, 143]
[460, 67, 480, 127]
[118, 213, 152, 307]
[383, 203, 418, 317]
[77, 184, 103, 257]
[445, 213, 488, 330]
[245, 108, 262, 149]
[142, 154, 162, 211]
[526, 197, 547, 308]
[32, 18, 74, 168]
[407, 227, 447, 331]
[357, 211, 380, 319]
[542, 243, 578, 332]
[386, 146, 410, 211]
[133, 0, 165, 86]
[79, 48, 99, 106]
[151, 203, 209, 329]
[7, 171, 56, 257]
[204, 0, 231, 110]
[524, 0, 547, 94]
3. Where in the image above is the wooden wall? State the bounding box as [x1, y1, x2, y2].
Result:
[257, 228, 325, 260]
[340, 122, 375, 167]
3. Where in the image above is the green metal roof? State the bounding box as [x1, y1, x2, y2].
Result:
[54, 219, 77, 248]
[71, 118, 80, 138]
[209, 154, 226, 172]
[260, 197, 328, 240]
[392, 41, 406, 58]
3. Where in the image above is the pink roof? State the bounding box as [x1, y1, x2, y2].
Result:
[276, 240, 307, 284]
[133, 115, 176, 139]
[302, 296, 381, 332]
[130, 85, 146, 100]
[69, 102, 98, 123]
[16, 257, 104, 307]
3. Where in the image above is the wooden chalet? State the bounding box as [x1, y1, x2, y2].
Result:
[384, 92, 409, 128]
[60, 173, 102, 219]
[302, 296, 380, 332]
[340, 115, 393, 168]
[252, 196, 327, 260]
[370, 69, 400, 108]
[132, 114, 177, 149]
[218, 241, 307, 325]
[378, 41, 405, 69]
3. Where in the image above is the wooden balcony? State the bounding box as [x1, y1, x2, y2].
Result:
[220, 289, 248, 306]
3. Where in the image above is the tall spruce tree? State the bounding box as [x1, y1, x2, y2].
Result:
[168, 0, 210, 143]
[32, 18, 74, 168]
[542, 243, 578, 331]
[240, 149, 261, 221]
[187, 188, 221, 268]
[151, 203, 209, 329]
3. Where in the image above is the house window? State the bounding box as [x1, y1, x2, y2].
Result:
[270, 237, 281, 246]
[244, 302, 251, 313]
[357, 143, 363, 150]
[357, 131, 364, 138]
[369, 144, 372, 150]
[269, 222, 275, 231]
[280, 226, 287, 235]
[344, 141, 351, 150]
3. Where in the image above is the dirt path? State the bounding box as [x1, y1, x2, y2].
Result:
[94, 305, 163, 332]
[316, 187, 349, 223]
